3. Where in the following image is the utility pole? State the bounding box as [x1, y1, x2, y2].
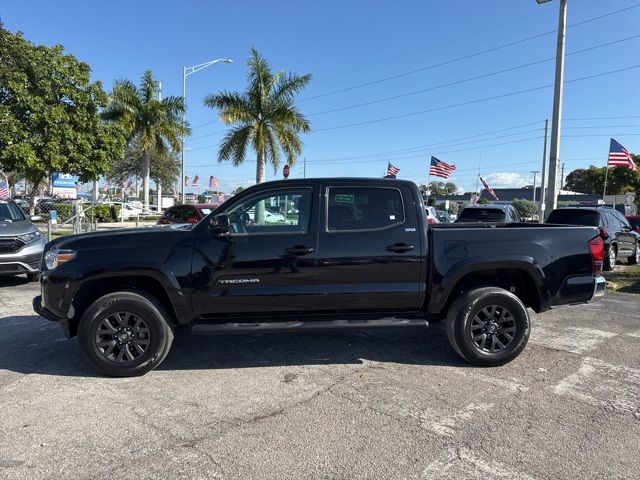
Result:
[530, 171, 539, 203]
[545, 0, 567, 217]
[303, 157, 307, 178]
[539, 119, 549, 223]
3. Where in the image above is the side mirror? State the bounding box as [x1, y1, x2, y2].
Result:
[209, 214, 230, 234]
[30, 215, 43, 222]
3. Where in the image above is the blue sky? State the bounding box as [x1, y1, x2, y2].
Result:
[2, 0, 640, 194]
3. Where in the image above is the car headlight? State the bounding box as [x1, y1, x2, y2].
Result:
[44, 249, 76, 270]
[17, 230, 42, 244]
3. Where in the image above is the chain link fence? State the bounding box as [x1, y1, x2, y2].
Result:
[25, 198, 161, 240]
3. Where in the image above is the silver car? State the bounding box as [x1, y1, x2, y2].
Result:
[0, 199, 46, 281]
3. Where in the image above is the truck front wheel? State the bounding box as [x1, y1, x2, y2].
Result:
[446, 287, 530, 367]
[77, 291, 174, 377]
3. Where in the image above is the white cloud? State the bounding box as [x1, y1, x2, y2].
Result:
[482, 172, 534, 188]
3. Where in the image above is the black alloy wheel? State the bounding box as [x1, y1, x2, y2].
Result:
[95, 312, 151, 364]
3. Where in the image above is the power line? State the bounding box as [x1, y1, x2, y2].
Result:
[307, 33, 640, 116]
[299, 3, 640, 102]
[313, 64, 640, 132]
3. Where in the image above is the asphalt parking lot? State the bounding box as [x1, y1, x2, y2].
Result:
[1, 277, 639, 479]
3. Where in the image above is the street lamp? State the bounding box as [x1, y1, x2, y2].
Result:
[536, 0, 567, 217]
[182, 58, 233, 203]
[530, 170, 539, 203]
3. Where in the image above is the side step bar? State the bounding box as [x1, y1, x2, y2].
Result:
[192, 317, 428, 335]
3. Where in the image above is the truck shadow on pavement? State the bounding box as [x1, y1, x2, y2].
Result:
[0, 313, 468, 377]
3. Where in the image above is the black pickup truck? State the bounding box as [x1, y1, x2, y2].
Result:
[34, 178, 606, 376]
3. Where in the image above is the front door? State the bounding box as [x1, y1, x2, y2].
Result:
[190, 186, 319, 317]
[314, 183, 423, 311]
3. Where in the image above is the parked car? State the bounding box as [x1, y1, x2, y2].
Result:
[435, 210, 453, 223]
[0, 198, 45, 281]
[425, 206, 440, 224]
[626, 215, 640, 233]
[35, 178, 606, 377]
[455, 204, 521, 223]
[157, 204, 218, 225]
[547, 207, 640, 270]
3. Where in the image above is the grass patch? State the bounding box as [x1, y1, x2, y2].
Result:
[604, 263, 640, 294]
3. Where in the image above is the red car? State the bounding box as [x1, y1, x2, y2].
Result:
[157, 204, 219, 225]
[626, 215, 640, 233]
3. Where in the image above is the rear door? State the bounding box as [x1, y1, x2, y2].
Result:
[611, 210, 635, 255]
[314, 183, 423, 311]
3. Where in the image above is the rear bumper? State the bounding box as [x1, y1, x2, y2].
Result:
[592, 275, 606, 299]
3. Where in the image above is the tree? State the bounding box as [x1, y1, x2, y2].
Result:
[232, 186, 245, 195]
[103, 70, 188, 211]
[564, 165, 639, 196]
[204, 47, 311, 187]
[512, 198, 537, 219]
[478, 198, 490, 205]
[0, 24, 125, 207]
[420, 181, 458, 195]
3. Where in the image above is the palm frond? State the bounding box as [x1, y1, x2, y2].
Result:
[219, 125, 252, 166]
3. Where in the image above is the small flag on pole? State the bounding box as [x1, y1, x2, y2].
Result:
[608, 138, 637, 171]
[192, 175, 200, 187]
[429, 156, 456, 179]
[184, 176, 190, 186]
[0, 181, 9, 198]
[209, 176, 219, 188]
[386, 163, 400, 177]
[480, 177, 499, 201]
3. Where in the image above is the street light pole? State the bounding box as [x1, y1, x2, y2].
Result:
[181, 58, 233, 203]
[541, 0, 568, 217]
[530, 171, 539, 203]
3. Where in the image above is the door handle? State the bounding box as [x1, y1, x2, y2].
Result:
[284, 245, 314, 256]
[386, 243, 414, 253]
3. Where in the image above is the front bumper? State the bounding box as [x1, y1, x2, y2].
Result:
[592, 275, 606, 299]
[0, 238, 45, 275]
[33, 295, 72, 337]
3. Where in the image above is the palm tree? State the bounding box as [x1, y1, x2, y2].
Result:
[204, 47, 311, 185]
[103, 70, 188, 211]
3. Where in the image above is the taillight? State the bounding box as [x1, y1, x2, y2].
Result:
[598, 227, 608, 239]
[588, 235, 604, 274]
[427, 217, 436, 224]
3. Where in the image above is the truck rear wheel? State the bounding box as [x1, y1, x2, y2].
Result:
[77, 291, 174, 377]
[446, 287, 530, 367]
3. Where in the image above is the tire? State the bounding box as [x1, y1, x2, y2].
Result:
[77, 291, 174, 377]
[26, 272, 39, 282]
[604, 244, 617, 271]
[627, 243, 640, 265]
[446, 287, 530, 367]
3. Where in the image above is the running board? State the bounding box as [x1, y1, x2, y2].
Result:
[192, 317, 428, 335]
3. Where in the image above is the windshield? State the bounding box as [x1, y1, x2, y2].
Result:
[547, 209, 599, 226]
[457, 208, 506, 222]
[0, 201, 26, 222]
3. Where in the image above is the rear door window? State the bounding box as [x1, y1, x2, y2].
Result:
[326, 187, 404, 231]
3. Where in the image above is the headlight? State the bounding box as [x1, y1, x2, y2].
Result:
[44, 249, 76, 270]
[17, 230, 42, 244]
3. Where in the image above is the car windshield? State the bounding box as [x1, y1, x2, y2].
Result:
[547, 209, 600, 226]
[457, 208, 506, 222]
[0, 201, 26, 222]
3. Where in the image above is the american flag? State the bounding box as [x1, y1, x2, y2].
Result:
[608, 138, 637, 171]
[0, 181, 8, 198]
[386, 163, 400, 177]
[184, 176, 190, 186]
[192, 175, 200, 187]
[209, 176, 219, 188]
[217, 192, 225, 203]
[480, 177, 499, 201]
[429, 156, 456, 179]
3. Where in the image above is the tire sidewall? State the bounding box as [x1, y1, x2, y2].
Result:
[78, 292, 172, 377]
[448, 288, 530, 366]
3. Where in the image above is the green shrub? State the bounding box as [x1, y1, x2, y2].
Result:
[91, 204, 112, 222]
